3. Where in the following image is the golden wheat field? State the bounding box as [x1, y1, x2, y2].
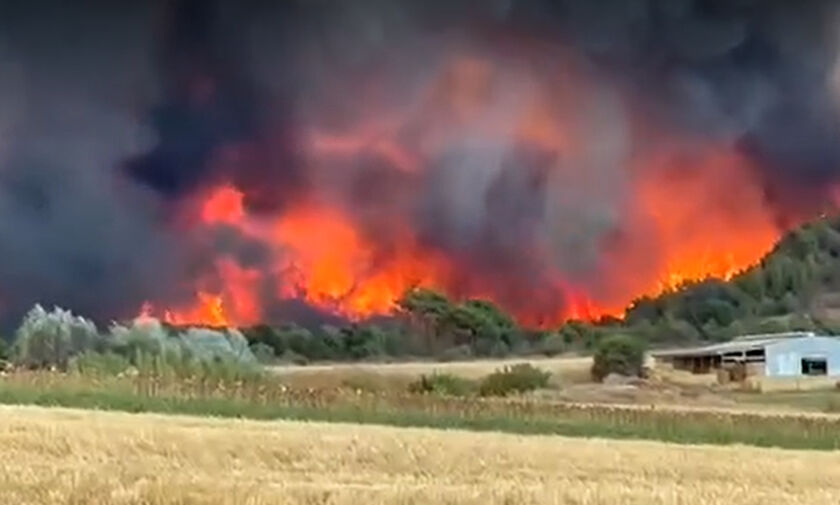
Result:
[1, 405, 839, 505]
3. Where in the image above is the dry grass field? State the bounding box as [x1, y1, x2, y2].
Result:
[272, 355, 591, 376]
[271, 355, 593, 391]
[2, 405, 840, 505]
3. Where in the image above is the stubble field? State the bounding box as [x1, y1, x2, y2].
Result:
[2, 405, 840, 505]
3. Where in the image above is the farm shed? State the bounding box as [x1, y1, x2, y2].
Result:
[651, 332, 840, 379]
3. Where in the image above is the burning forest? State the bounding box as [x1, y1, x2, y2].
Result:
[1, 0, 840, 329]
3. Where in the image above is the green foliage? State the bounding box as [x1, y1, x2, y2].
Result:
[442, 299, 522, 355]
[339, 325, 390, 359]
[461, 299, 518, 346]
[591, 334, 646, 381]
[249, 342, 276, 364]
[10, 305, 264, 383]
[13, 305, 100, 370]
[534, 331, 565, 356]
[108, 317, 175, 358]
[179, 327, 256, 364]
[245, 321, 409, 363]
[397, 288, 452, 318]
[242, 324, 287, 356]
[286, 325, 340, 361]
[397, 288, 525, 357]
[558, 320, 603, 349]
[408, 373, 476, 396]
[635, 317, 700, 345]
[478, 363, 550, 397]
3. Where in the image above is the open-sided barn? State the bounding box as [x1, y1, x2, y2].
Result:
[650, 332, 840, 382]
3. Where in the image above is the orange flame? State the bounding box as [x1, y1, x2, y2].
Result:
[144, 55, 792, 328]
[201, 184, 245, 225]
[638, 149, 779, 291]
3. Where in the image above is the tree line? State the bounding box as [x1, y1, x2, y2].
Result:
[245, 214, 840, 363]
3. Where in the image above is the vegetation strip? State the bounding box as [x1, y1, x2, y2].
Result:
[1, 382, 839, 451]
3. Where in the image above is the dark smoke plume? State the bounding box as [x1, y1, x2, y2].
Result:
[1, 0, 840, 327]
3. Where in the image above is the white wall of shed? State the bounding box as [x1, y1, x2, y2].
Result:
[764, 336, 840, 377]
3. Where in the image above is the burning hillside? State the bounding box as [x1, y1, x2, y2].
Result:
[143, 53, 788, 327]
[151, 141, 783, 327]
[1, 1, 839, 328]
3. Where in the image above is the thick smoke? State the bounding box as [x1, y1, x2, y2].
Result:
[1, 0, 840, 326]
[0, 3, 188, 324]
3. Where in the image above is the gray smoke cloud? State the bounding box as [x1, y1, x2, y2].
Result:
[1, 0, 839, 326]
[0, 3, 195, 323]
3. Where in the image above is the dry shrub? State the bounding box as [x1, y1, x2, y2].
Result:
[407, 373, 476, 396]
[478, 363, 550, 397]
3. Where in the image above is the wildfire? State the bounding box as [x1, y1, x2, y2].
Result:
[163, 292, 229, 327]
[274, 201, 455, 318]
[150, 158, 779, 328]
[143, 55, 788, 329]
[638, 149, 779, 293]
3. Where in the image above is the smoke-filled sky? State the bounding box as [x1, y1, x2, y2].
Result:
[1, 0, 840, 328]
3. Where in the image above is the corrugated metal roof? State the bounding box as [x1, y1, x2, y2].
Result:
[731, 331, 815, 342]
[651, 333, 817, 358]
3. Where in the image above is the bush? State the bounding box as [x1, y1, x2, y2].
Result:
[178, 327, 256, 364]
[408, 373, 476, 396]
[242, 324, 287, 356]
[107, 316, 265, 381]
[108, 317, 175, 359]
[591, 334, 646, 381]
[535, 332, 565, 357]
[13, 305, 101, 370]
[286, 326, 339, 361]
[478, 363, 550, 397]
[249, 342, 276, 364]
[341, 325, 388, 359]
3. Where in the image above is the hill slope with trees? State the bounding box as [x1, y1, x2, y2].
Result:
[238, 213, 840, 362]
[622, 213, 840, 345]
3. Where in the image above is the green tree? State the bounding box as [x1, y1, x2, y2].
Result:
[462, 299, 521, 349]
[242, 324, 287, 356]
[13, 305, 100, 370]
[285, 325, 338, 361]
[397, 288, 456, 352]
[590, 334, 646, 381]
[341, 325, 389, 359]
